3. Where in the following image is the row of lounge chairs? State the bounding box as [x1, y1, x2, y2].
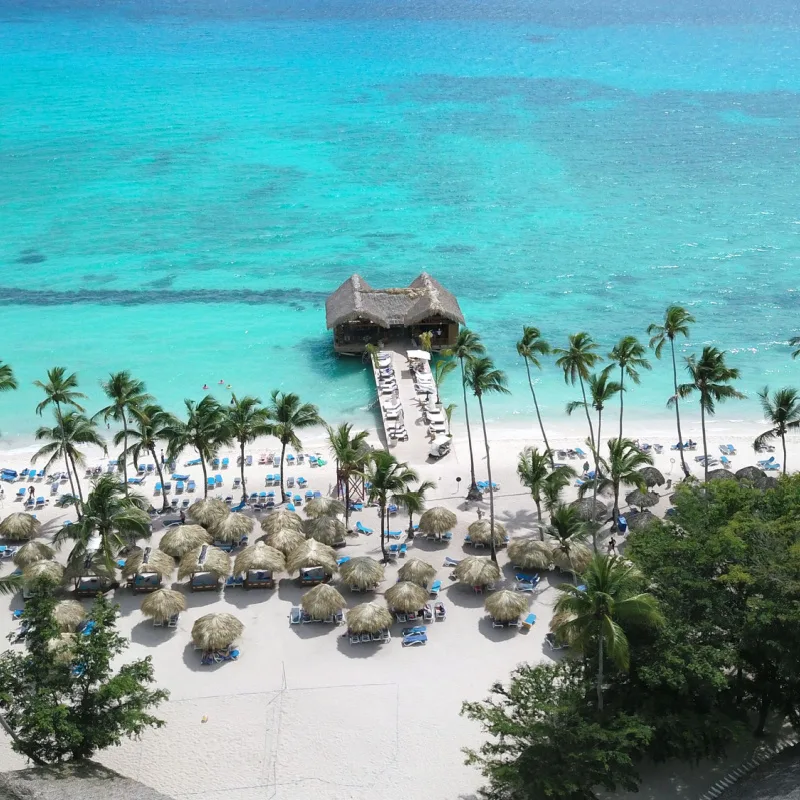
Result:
[152, 613, 180, 628]
[201, 647, 240, 665]
[349, 629, 390, 645]
[289, 606, 344, 625]
[393, 602, 446, 623]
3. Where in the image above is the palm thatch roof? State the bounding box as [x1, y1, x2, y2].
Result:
[507, 537, 554, 571]
[453, 556, 501, 587]
[569, 498, 608, 523]
[48, 632, 76, 664]
[191, 612, 243, 651]
[346, 602, 392, 634]
[159, 524, 212, 558]
[707, 469, 736, 482]
[339, 556, 384, 590]
[304, 497, 345, 519]
[384, 581, 428, 612]
[260, 509, 303, 535]
[53, 600, 87, 632]
[625, 489, 660, 509]
[140, 588, 186, 622]
[0, 513, 41, 541]
[303, 516, 347, 546]
[187, 498, 229, 529]
[177, 544, 231, 580]
[626, 510, 658, 531]
[210, 512, 253, 544]
[12, 541, 55, 569]
[121, 547, 175, 579]
[736, 466, 769, 488]
[325, 273, 464, 330]
[260, 526, 306, 556]
[397, 558, 436, 587]
[23, 559, 64, 585]
[468, 519, 507, 547]
[300, 584, 346, 619]
[637, 466, 666, 487]
[418, 506, 457, 535]
[233, 541, 285, 575]
[286, 540, 338, 575]
[551, 543, 592, 574]
[485, 590, 528, 622]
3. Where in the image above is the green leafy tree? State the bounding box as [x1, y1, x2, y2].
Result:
[393, 480, 436, 538]
[516, 326, 553, 463]
[647, 306, 695, 477]
[516, 447, 576, 524]
[675, 346, 744, 483]
[327, 423, 371, 530]
[227, 395, 272, 503]
[609, 336, 651, 440]
[0, 360, 17, 437]
[554, 332, 602, 452]
[122, 403, 173, 512]
[0, 587, 167, 764]
[754, 386, 800, 475]
[546, 504, 589, 577]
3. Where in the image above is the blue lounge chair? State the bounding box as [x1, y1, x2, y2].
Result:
[297, 477, 307, 488]
[211, 458, 220, 469]
[720, 456, 731, 467]
[574, 447, 587, 458]
[441, 532, 453, 541]
[128, 477, 143, 485]
[337, 556, 351, 566]
[399, 543, 407, 557]
[35, 496, 44, 508]
[286, 503, 296, 511]
[429, 580, 441, 596]
[386, 530, 402, 539]
[245, 455, 253, 466]
[137, 465, 146, 475]
[444, 556, 460, 567]
[231, 501, 246, 512]
[172, 473, 190, 481]
[401, 625, 427, 636]
[388, 543, 400, 555]
[521, 613, 537, 631]
[313, 491, 322, 500]
[207, 477, 215, 489]
[350, 502, 363, 512]
[764, 462, 781, 471]
[402, 632, 428, 647]
[214, 474, 222, 486]
[305, 490, 313, 500]
[515, 572, 540, 584]
[758, 456, 775, 467]
[185, 458, 202, 466]
[387, 504, 398, 514]
[286, 454, 295, 466]
[356, 521, 373, 535]
[222, 457, 229, 469]
[154, 482, 163, 494]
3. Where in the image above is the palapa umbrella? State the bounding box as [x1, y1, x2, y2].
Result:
[0, 512, 41, 541]
[53, 600, 87, 632]
[551, 543, 592, 574]
[121, 547, 175, 579]
[569, 498, 608, 523]
[625, 489, 660, 510]
[141, 588, 186, 623]
[485, 590, 528, 623]
[13, 541, 55, 569]
[304, 497, 345, 519]
[346, 602, 392, 634]
[418, 506, 457, 536]
[159, 524, 212, 558]
[23, 559, 64, 585]
[211, 512, 253, 544]
[397, 558, 436, 588]
[260, 509, 303, 535]
[507, 537, 554, 571]
[260, 526, 306, 556]
[384, 581, 428, 612]
[187, 498, 229, 529]
[627, 510, 658, 531]
[233, 541, 285, 576]
[191, 612, 243, 651]
[49, 633, 76, 664]
[339, 556, 384, 590]
[303, 516, 347, 547]
[301, 583, 346, 619]
[286, 539, 338, 575]
[735, 466, 768, 488]
[177, 545, 231, 581]
[706, 469, 736, 482]
[453, 556, 501, 588]
[637, 466, 665, 487]
[468, 519, 507, 547]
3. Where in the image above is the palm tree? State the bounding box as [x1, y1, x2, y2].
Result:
[647, 306, 695, 477]
[465, 356, 510, 563]
[443, 403, 457, 436]
[516, 447, 576, 524]
[95, 371, 152, 494]
[554, 333, 602, 451]
[675, 347, 744, 483]
[53, 474, 150, 574]
[227, 395, 272, 503]
[0, 361, 17, 437]
[578, 438, 653, 529]
[754, 387, 800, 475]
[121, 403, 173, 512]
[542, 470, 573, 517]
[546, 504, 589, 577]
[327, 423, 370, 530]
[34, 367, 87, 503]
[161, 397, 230, 498]
[393, 480, 436, 538]
[365, 450, 419, 562]
[443, 328, 486, 498]
[267, 391, 322, 502]
[517, 326, 553, 463]
[418, 331, 433, 352]
[552, 554, 663, 710]
[432, 358, 457, 391]
[609, 336, 651, 440]
[789, 337, 800, 360]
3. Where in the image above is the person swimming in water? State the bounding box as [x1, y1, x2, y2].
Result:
[203, 384, 209, 390]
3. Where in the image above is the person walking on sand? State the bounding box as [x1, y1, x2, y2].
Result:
[160, 449, 165, 467]
[477, 508, 483, 521]
[607, 537, 616, 554]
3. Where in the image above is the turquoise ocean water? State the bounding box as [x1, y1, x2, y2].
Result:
[1, 0, 799, 442]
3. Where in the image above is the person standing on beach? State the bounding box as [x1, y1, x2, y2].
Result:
[160, 449, 165, 467]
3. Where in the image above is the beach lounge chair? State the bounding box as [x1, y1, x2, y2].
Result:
[444, 556, 460, 567]
[388, 544, 400, 556]
[720, 456, 731, 468]
[399, 543, 407, 557]
[491, 617, 505, 629]
[289, 606, 303, 625]
[429, 580, 441, 597]
[434, 602, 446, 620]
[206, 477, 215, 489]
[305, 490, 313, 501]
[233, 477, 241, 489]
[574, 447, 587, 459]
[349, 632, 360, 645]
[214, 474, 222, 486]
[222, 458, 229, 469]
[188, 479, 197, 493]
[402, 625, 427, 637]
[336, 556, 351, 566]
[137, 465, 146, 476]
[185, 458, 201, 466]
[441, 531, 453, 541]
[35, 496, 44, 508]
[356, 521, 373, 535]
[764, 462, 781, 471]
[286, 454, 295, 467]
[211, 458, 220, 469]
[422, 604, 433, 622]
[245, 455, 253, 466]
[402, 632, 427, 647]
[386, 530, 402, 540]
[758, 456, 775, 467]
[545, 632, 567, 651]
[128, 477, 144, 485]
[286, 476, 295, 489]
[297, 477, 308, 488]
[520, 613, 537, 632]
[154, 482, 162, 495]
[313, 490, 322, 500]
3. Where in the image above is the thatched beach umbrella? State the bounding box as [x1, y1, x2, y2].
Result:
[303, 516, 347, 547]
[707, 469, 736, 482]
[233, 541, 285, 576]
[0, 512, 41, 541]
[260, 509, 303, 535]
[177, 545, 231, 581]
[339, 556, 384, 590]
[301, 583, 346, 619]
[49, 633, 76, 664]
[304, 497, 345, 519]
[637, 466, 665, 487]
[551, 543, 592, 574]
[625, 489, 659, 510]
[418, 507, 457, 536]
[507, 537, 554, 571]
[468, 519, 507, 547]
[385, 581, 428, 612]
[569, 498, 608, 523]
[397, 558, 436, 588]
[261, 526, 306, 556]
[211, 512, 252, 544]
[346, 602, 392, 634]
[485, 590, 528, 623]
[187, 498, 229, 529]
[159, 525, 212, 558]
[453, 556, 501, 588]
[627, 510, 658, 531]
[735, 466, 768, 488]
[53, 600, 87, 632]
[13, 541, 55, 569]
[286, 540, 338, 575]
[23, 559, 64, 585]
[141, 588, 186, 623]
[191, 613, 243, 652]
[121, 547, 175, 579]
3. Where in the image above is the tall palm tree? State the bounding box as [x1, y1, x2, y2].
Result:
[34, 367, 87, 503]
[675, 347, 744, 483]
[517, 326, 553, 464]
[552, 554, 663, 710]
[32, 412, 106, 505]
[53, 474, 150, 574]
[0, 361, 17, 438]
[95, 371, 152, 494]
[120, 403, 173, 512]
[516, 447, 576, 524]
[266, 391, 322, 502]
[393, 480, 436, 538]
[432, 358, 457, 391]
[578, 438, 653, 529]
[465, 356, 510, 563]
[443, 328, 485, 498]
[647, 306, 695, 477]
[327, 423, 370, 530]
[546, 504, 589, 577]
[754, 387, 800, 475]
[554, 332, 602, 451]
[227, 395, 272, 503]
[161, 397, 230, 498]
[365, 450, 419, 562]
[609, 336, 651, 440]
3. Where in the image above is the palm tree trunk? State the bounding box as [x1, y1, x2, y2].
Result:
[379, 500, 387, 562]
[701, 401, 709, 484]
[151, 446, 169, 512]
[597, 633, 604, 711]
[535, 499, 542, 522]
[200, 456, 209, 498]
[239, 440, 248, 503]
[68, 451, 84, 504]
[670, 338, 690, 477]
[613, 479, 620, 530]
[55, 402, 78, 503]
[781, 430, 787, 476]
[279, 440, 287, 502]
[591, 410, 602, 552]
[0, 713, 47, 766]
[618, 368, 625, 441]
[578, 375, 595, 450]
[525, 360, 553, 466]
[477, 394, 497, 563]
[343, 470, 351, 531]
[122, 414, 129, 496]
[460, 358, 478, 495]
